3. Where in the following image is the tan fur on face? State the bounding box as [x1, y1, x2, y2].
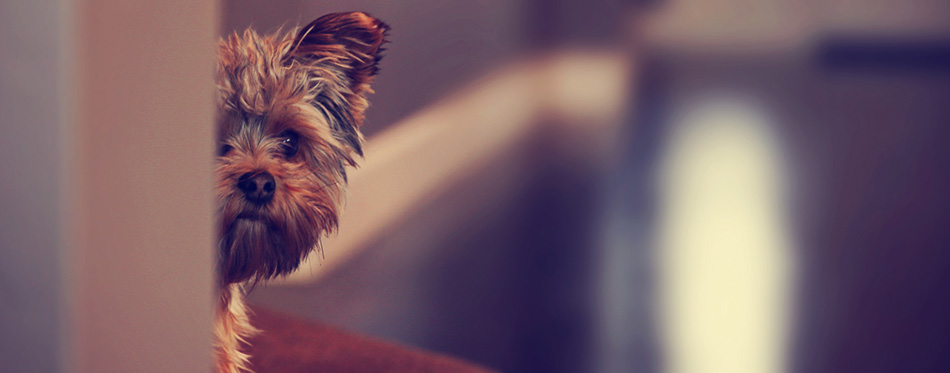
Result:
[215, 101, 347, 285]
[212, 12, 389, 372]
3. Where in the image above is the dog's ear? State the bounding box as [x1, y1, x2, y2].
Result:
[288, 12, 389, 156]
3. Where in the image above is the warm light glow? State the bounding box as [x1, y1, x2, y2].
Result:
[658, 96, 793, 373]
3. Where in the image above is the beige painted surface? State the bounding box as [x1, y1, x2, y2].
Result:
[70, 1, 217, 371]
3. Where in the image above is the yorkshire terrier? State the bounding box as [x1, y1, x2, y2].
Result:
[213, 12, 389, 372]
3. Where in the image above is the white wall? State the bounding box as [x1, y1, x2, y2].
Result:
[1, 1, 218, 371]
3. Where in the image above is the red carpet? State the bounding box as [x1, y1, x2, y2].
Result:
[247, 305, 494, 372]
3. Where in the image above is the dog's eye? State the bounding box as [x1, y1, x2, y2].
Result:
[219, 144, 233, 156]
[278, 130, 299, 158]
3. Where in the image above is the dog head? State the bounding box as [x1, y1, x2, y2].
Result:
[215, 12, 389, 285]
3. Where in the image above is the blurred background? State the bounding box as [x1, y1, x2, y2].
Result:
[3, 0, 950, 372]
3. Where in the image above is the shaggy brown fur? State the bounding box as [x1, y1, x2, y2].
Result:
[213, 12, 389, 372]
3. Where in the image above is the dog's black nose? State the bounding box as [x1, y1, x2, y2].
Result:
[237, 172, 276, 205]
